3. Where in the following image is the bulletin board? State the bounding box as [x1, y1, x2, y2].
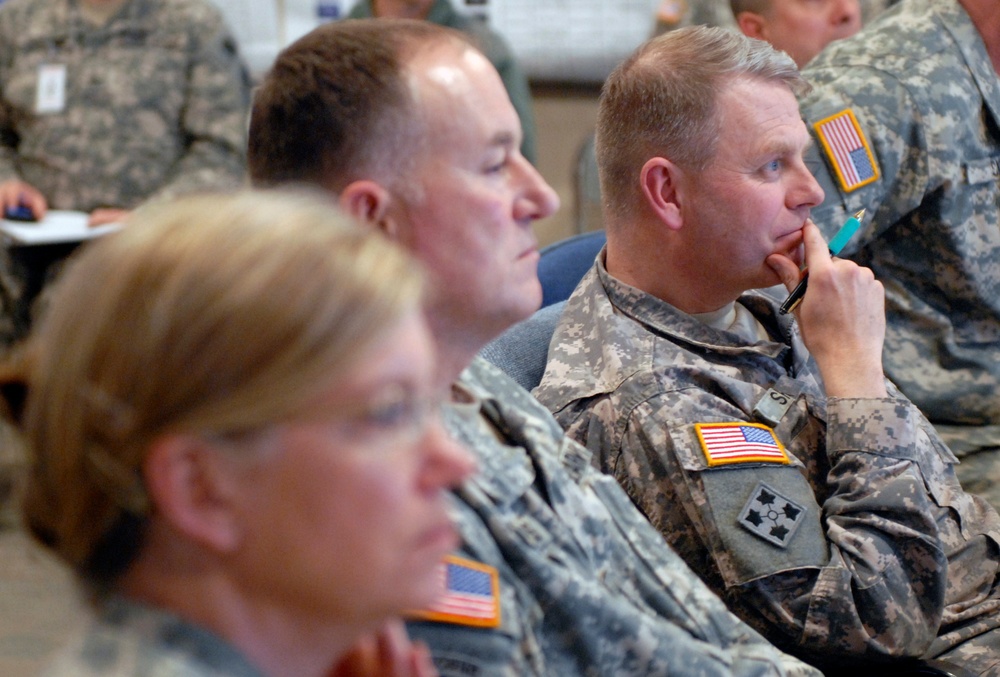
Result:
[209, 0, 674, 83]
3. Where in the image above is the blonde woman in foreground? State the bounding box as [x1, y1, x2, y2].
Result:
[0, 190, 474, 677]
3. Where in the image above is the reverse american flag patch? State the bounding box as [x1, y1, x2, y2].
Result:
[814, 109, 880, 193]
[695, 422, 790, 467]
[408, 555, 500, 628]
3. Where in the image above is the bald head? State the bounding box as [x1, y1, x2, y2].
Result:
[248, 19, 472, 193]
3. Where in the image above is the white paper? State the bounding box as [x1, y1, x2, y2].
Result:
[208, 0, 352, 78]
[1, 211, 121, 246]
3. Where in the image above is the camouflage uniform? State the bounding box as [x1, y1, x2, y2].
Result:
[408, 357, 821, 677]
[43, 596, 265, 676]
[347, 0, 537, 165]
[534, 259, 1000, 674]
[797, 0, 1000, 492]
[0, 0, 249, 210]
[0, 0, 250, 346]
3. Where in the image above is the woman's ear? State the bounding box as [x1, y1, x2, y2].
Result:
[142, 435, 244, 554]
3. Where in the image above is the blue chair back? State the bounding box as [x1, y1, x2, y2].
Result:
[538, 230, 606, 308]
[480, 301, 565, 392]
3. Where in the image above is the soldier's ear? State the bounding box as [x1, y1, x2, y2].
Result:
[640, 156, 684, 231]
[736, 12, 768, 41]
[339, 180, 399, 238]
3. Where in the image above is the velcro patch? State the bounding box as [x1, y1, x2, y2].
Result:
[738, 481, 808, 548]
[814, 109, 880, 193]
[407, 555, 501, 628]
[695, 422, 790, 467]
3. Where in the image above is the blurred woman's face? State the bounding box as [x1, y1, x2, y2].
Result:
[227, 308, 475, 626]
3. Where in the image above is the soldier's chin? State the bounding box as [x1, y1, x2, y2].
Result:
[777, 245, 804, 269]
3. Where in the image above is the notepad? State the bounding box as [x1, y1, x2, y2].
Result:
[0, 210, 121, 246]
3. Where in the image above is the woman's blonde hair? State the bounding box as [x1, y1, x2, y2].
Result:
[6, 189, 424, 585]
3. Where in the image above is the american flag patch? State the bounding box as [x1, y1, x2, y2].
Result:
[407, 555, 500, 628]
[814, 109, 880, 192]
[695, 422, 790, 467]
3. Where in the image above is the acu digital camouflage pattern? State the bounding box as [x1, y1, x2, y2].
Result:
[798, 0, 1000, 467]
[534, 260, 1000, 674]
[0, 0, 250, 211]
[42, 596, 265, 677]
[408, 357, 821, 677]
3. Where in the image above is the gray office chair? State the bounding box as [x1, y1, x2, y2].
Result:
[573, 132, 603, 234]
[480, 301, 565, 392]
[481, 228, 605, 390]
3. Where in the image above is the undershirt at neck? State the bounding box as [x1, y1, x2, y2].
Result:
[692, 301, 771, 343]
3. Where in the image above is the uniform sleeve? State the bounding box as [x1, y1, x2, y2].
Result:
[799, 66, 930, 255]
[406, 517, 543, 677]
[610, 391, 948, 663]
[144, 6, 249, 203]
[577, 453, 824, 677]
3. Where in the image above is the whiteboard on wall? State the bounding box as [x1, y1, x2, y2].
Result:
[458, 0, 666, 83]
[209, 0, 672, 83]
[208, 0, 343, 78]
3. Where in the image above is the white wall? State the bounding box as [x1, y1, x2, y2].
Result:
[209, 0, 668, 82]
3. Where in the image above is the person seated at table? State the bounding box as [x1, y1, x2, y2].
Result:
[0, 189, 474, 677]
[0, 0, 251, 345]
[0, 0, 250, 225]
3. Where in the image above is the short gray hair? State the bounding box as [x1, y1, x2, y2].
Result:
[596, 25, 806, 224]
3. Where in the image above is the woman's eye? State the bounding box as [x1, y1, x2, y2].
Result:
[364, 397, 416, 429]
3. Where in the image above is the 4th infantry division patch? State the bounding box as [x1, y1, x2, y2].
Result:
[738, 481, 807, 548]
